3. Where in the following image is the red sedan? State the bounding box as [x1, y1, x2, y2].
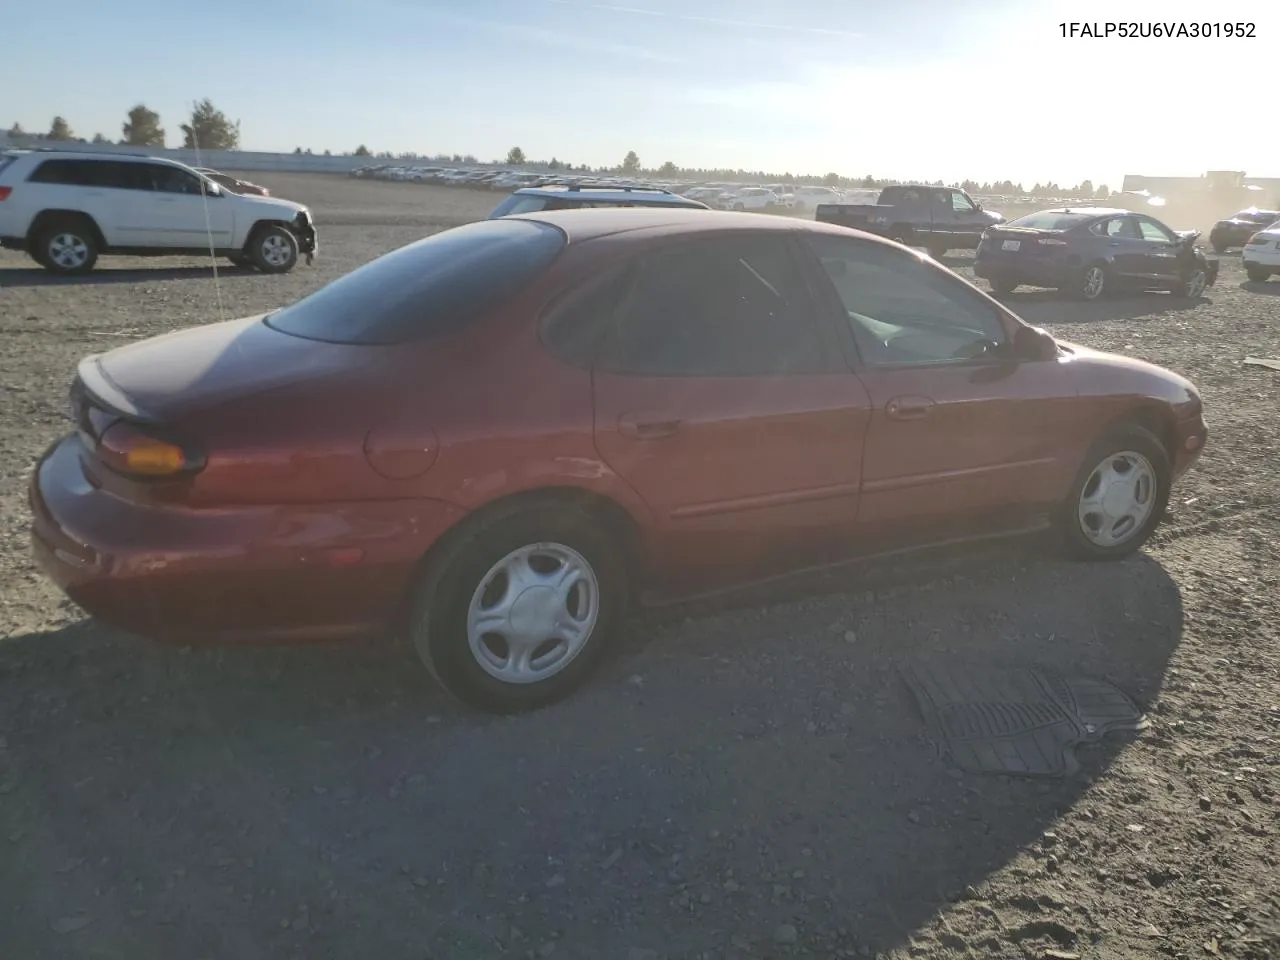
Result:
[30, 209, 1207, 713]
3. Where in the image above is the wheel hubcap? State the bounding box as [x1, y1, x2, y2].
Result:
[1187, 271, 1206, 297]
[49, 233, 89, 268]
[466, 543, 600, 684]
[1083, 267, 1105, 299]
[261, 234, 293, 266]
[1077, 451, 1157, 548]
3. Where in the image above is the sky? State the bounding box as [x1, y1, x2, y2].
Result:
[5, 0, 1274, 189]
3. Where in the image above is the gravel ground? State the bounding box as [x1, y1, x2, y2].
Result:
[1, 173, 1277, 960]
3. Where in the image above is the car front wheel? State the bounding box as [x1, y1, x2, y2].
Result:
[247, 224, 299, 274]
[1062, 424, 1170, 561]
[1173, 266, 1208, 298]
[410, 502, 628, 713]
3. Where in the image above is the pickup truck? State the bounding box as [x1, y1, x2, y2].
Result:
[814, 184, 1004, 259]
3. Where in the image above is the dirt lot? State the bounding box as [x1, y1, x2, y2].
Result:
[1, 173, 1277, 960]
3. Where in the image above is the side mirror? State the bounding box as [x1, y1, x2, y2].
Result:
[973, 201, 983, 211]
[1013, 324, 1057, 362]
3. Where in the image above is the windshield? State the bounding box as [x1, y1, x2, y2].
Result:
[1007, 211, 1093, 231]
[264, 218, 565, 344]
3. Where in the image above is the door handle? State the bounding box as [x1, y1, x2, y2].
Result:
[1108, 240, 1122, 246]
[885, 396, 934, 421]
[618, 413, 682, 439]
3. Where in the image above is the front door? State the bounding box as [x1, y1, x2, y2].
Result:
[590, 232, 873, 593]
[1133, 215, 1183, 282]
[1091, 215, 1147, 280]
[136, 162, 235, 249]
[796, 233, 1082, 544]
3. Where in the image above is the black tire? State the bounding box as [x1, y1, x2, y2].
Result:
[927, 243, 948, 260]
[1061, 424, 1171, 562]
[1246, 265, 1272, 283]
[245, 224, 299, 274]
[990, 277, 1019, 296]
[409, 500, 630, 714]
[732, 202, 745, 211]
[33, 216, 99, 275]
[1074, 262, 1109, 301]
[1171, 266, 1208, 298]
[1211, 241, 1228, 254]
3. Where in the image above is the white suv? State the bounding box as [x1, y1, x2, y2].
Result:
[0, 150, 318, 275]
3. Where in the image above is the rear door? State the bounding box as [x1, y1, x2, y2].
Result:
[24, 159, 131, 245]
[590, 232, 873, 593]
[797, 233, 1081, 543]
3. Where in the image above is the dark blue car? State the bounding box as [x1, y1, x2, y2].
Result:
[974, 207, 1219, 301]
[487, 184, 710, 219]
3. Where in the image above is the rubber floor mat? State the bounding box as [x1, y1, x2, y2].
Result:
[899, 660, 1147, 777]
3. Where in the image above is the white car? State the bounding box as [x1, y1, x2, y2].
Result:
[1242, 222, 1280, 283]
[0, 149, 317, 275]
[789, 186, 844, 213]
[716, 187, 782, 211]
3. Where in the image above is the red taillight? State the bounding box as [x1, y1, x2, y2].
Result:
[0, 186, 11, 202]
[97, 421, 204, 479]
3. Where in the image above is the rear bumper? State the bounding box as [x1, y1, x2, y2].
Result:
[973, 250, 1074, 287]
[29, 434, 466, 643]
[1242, 246, 1280, 268]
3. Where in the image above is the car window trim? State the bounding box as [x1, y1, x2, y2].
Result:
[592, 231, 845, 379]
[794, 233, 1021, 373]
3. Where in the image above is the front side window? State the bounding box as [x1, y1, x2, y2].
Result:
[950, 191, 977, 213]
[600, 235, 828, 377]
[1136, 218, 1175, 243]
[805, 235, 1009, 367]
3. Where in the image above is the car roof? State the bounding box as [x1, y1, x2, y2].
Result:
[1032, 207, 1132, 218]
[10, 149, 191, 169]
[512, 185, 705, 206]
[510, 206, 893, 245]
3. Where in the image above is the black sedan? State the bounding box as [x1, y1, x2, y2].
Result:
[1209, 207, 1279, 252]
[974, 207, 1218, 301]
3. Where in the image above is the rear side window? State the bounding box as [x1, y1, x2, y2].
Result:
[264, 219, 566, 345]
[0, 153, 17, 177]
[27, 159, 150, 190]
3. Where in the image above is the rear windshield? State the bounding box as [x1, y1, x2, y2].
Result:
[488, 194, 550, 218]
[1006, 211, 1093, 231]
[264, 218, 565, 345]
[1237, 209, 1279, 223]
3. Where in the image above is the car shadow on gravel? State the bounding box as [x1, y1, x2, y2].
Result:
[0, 266, 261, 288]
[1240, 281, 1280, 297]
[0, 547, 1183, 959]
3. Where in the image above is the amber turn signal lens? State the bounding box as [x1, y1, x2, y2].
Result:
[99, 422, 201, 478]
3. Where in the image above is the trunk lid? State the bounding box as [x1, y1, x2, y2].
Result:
[978, 226, 1068, 257]
[78, 314, 367, 424]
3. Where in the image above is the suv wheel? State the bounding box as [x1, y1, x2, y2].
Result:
[247, 225, 299, 274]
[34, 217, 99, 275]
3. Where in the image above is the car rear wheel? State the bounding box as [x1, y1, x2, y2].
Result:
[1246, 265, 1272, 283]
[1075, 263, 1108, 301]
[927, 243, 948, 260]
[34, 217, 99, 275]
[1061, 424, 1170, 561]
[246, 224, 299, 274]
[409, 502, 629, 713]
[990, 277, 1019, 295]
[1211, 241, 1228, 254]
[1173, 266, 1208, 298]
